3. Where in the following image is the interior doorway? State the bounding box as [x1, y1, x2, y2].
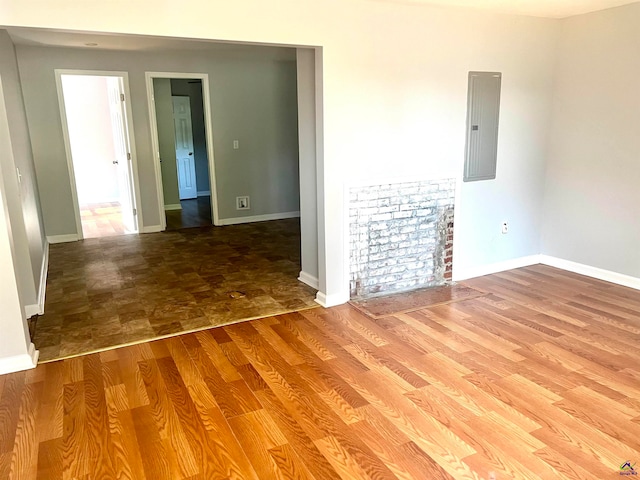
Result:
[55, 70, 140, 239]
[147, 73, 217, 230]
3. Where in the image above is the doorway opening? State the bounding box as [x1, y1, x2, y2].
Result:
[146, 56, 319, 290]
[55, 71, 140, 239]
[147, 73, 217, 230]
[27, 43, 325, 362]
[171, 80, 212, 230]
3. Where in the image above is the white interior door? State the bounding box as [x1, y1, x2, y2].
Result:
[106, 77, 138, 233]
[172, 96, 197, 200]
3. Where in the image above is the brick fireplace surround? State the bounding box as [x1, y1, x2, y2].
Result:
[349, 179, 455, 298]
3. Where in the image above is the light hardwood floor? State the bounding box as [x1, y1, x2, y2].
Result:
[2, 265, 640, 479]
[79, 202, 128, 239]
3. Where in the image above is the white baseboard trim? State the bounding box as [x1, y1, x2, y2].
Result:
[46, 234, 79, 244]
[218, 211, 300, 226]
[24, 304, 40, 319]
[141, 225, 163, 234]
[453, 254, 542, 281]
[37, 241, 49, 313]
[164, 204, 182, 211]
[540, 255, 640, 290]
[25, 242, 49, 318]
[197, 190, 211, 197]
[298, 271, 319, 289]
[453, 253, 640, 290]
[315, 290, 350, 308]
[0, 343, 39, 375]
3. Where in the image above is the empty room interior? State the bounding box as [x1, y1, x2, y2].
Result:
[18, 37, 319, 361]
[0, 0, 639, 478]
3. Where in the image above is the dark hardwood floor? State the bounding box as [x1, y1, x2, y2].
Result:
[165, 196, 212, 230]
[81, 195, 210, 238]
[33, 218, 317, 362]
[3, 265, 640, 479]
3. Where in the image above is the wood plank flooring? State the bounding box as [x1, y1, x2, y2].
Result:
[33, 218, 317, 362]
[79, 202, 129, 239]
[3, 265, 640, 479]
[165, 196, 212, 230]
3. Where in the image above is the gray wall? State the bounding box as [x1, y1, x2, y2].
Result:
[0, 30, 45, 309]
[153, 78, 180, 207]
[16, 44, 300, 234]
[296, 48, 318, 284]
[209, 59, 300, 220]
[542, 3, 640, 276]
[170, 79, 210, 194]
[0, 90, 32, 361]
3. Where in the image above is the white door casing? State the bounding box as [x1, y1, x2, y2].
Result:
[145, 72, 220, 229]
[55, 69, 142, 239]
[106, 77, 138, 233]
[172, 96, 197, 200]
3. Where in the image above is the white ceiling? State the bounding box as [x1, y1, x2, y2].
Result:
[375, 0, 639, 18]
[4, 0, 638, 53]
[5, 27, 298, 60]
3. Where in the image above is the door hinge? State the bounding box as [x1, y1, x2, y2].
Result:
[133, 208, 137, 216]
[120, 93, 125, 102]
[127, 152, 132, 160]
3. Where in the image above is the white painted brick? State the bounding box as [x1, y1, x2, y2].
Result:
[349, 178, 455, 298]
[378, 206, 400, 214]
[399, 203, 419, 211]
[370, 214, 392, 222]
[393, 211, 412, 219]
[369, 223, 388, 231]
[405, 247, 423, 255]
[416, 209, 435, 217]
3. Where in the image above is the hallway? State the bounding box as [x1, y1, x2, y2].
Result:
[165, 196, 212, 230]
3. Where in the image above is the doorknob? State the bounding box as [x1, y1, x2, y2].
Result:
[113, 161, 119, 165]
[189, 152, 193, 155]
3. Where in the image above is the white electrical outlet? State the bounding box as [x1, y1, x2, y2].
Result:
[501, 222, 508, 234]
[233, 140, 239, 150]
[236, 196, 250, 210]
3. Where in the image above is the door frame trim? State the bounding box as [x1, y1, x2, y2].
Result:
[54, 69, 143, 239]
[145, 72, 220, 229]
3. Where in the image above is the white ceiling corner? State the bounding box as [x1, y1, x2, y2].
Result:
[366, 0, 639, 18]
